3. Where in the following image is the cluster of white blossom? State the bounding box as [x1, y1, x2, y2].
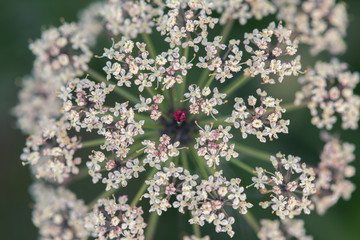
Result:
[142, 134, 182, 169]
[14, 0, 359, 239]
[184, 85, 227, 118]
[312, 134, 356, 215]
[250, 153, 316, 219]
[29, 22, 92, 85]
[100, 0, 162, 38]
[12, 73, 62, 134]
[20, 117, 82, 183]
[295, 58, 360, 130]
[157, 0, 218, 52]
[273, 0, 348, 55]
[30, 182, 89, 240]
[243, 22, 302, 84]
[196, 38, 243, 83]
[258, 219, 312, 240]
[143, 166, 252, 237]
[102, 38, 193, 91]
[226, 89, 289, 143]
[211, 0, 276, 25]
[85, 195, 146, 239]
[194, 124, 237, 167]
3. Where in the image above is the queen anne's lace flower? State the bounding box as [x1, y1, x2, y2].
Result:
[243, 22, 302, 84]
[211, 0, 276, 25]
[258, 218, 312, 240]
[85, 195, 146, 239]
[250, 152, 316, 219]
[20, 117, 82, 183]
[31, 182, 89, 240]
[312, 133, 356, 215]
[184, 85, 227, 119]
[29, 22, 92, 84]
[273, 0, 348, 55]
[295, 59, 360, 130]
[13, 73, 62, 134]
[143, 167, 252, 237]
[14, 0, 359, 239]
[226, 89, 289, 143]
[194, 124, 237, 167]
[196, 38, 243, 83]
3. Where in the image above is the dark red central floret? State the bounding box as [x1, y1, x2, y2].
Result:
[160, 108, 195, 146]
[174, 109, 187, 123]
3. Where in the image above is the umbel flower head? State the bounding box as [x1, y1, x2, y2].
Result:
[249, 153, 316, 219]
[14, 0, 359, 239]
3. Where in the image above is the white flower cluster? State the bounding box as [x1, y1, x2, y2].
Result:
[31, 183, 89, 240]
[243, 22, 301, 84]
[184, 85, 227, 119]
[14, 0, 358, 238]
[295, 59, 360, 130]
[250, 152, 316, 219]
[312, 134, 356, 215]
[258, 218, 312, 240]
[226, 89, 289, 143]
[78, 2, 105, 46]
[12, 73, 62, 134]
[211, 0, 276, 25]
[85, 196, 146, 239]
[194, 124, 237, 167]
[134, 94, 165, 120]
[143, 166, 252, 237]
[158, 0, 217, 52]
[196, 38, 243, 83]
[100, 0, 161, 38]
[29, 22, 92, 84]
[20, 117, 81, 183]
[142, 134, 182, 169]
[102, 38, 192, 91]
[89, 152, 145, 191]
[273, 0, 348, 55]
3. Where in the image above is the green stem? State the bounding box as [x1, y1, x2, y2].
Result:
[172, 85, 178, 110]
[130, 167, 158, 207]
[201, 116, 229, 125]
[142, 33, 157, 59]
[87, 68, 139, 103]
[243, 210, 260, 233]
[81, 138, 104, 148]
[181, 151, 190, 170]
[88, 187, 117, 208]
[192, 223, 201, 238]
[142, 124, 164, 129]
[223, 74, 251, 96]
[180, 47, 190, 107]
[282, 101, 307, 112]
[145, 85, 157, 98]
[220, 19, 235, 44]
[189, 146, 209, 178]
[233, 143, 271, 162]
[70, 166, 89, 182]
[204, 73, 216, 88]
[145, 212, 159, 240]
[229, 159, 255, 175]
[198, 69, 211, 88]
[134, 113, 154, 123]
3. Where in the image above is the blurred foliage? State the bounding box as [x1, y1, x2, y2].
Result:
[0, 0, 359, 239]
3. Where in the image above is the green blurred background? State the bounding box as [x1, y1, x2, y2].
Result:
[0, 0, 359, 239]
